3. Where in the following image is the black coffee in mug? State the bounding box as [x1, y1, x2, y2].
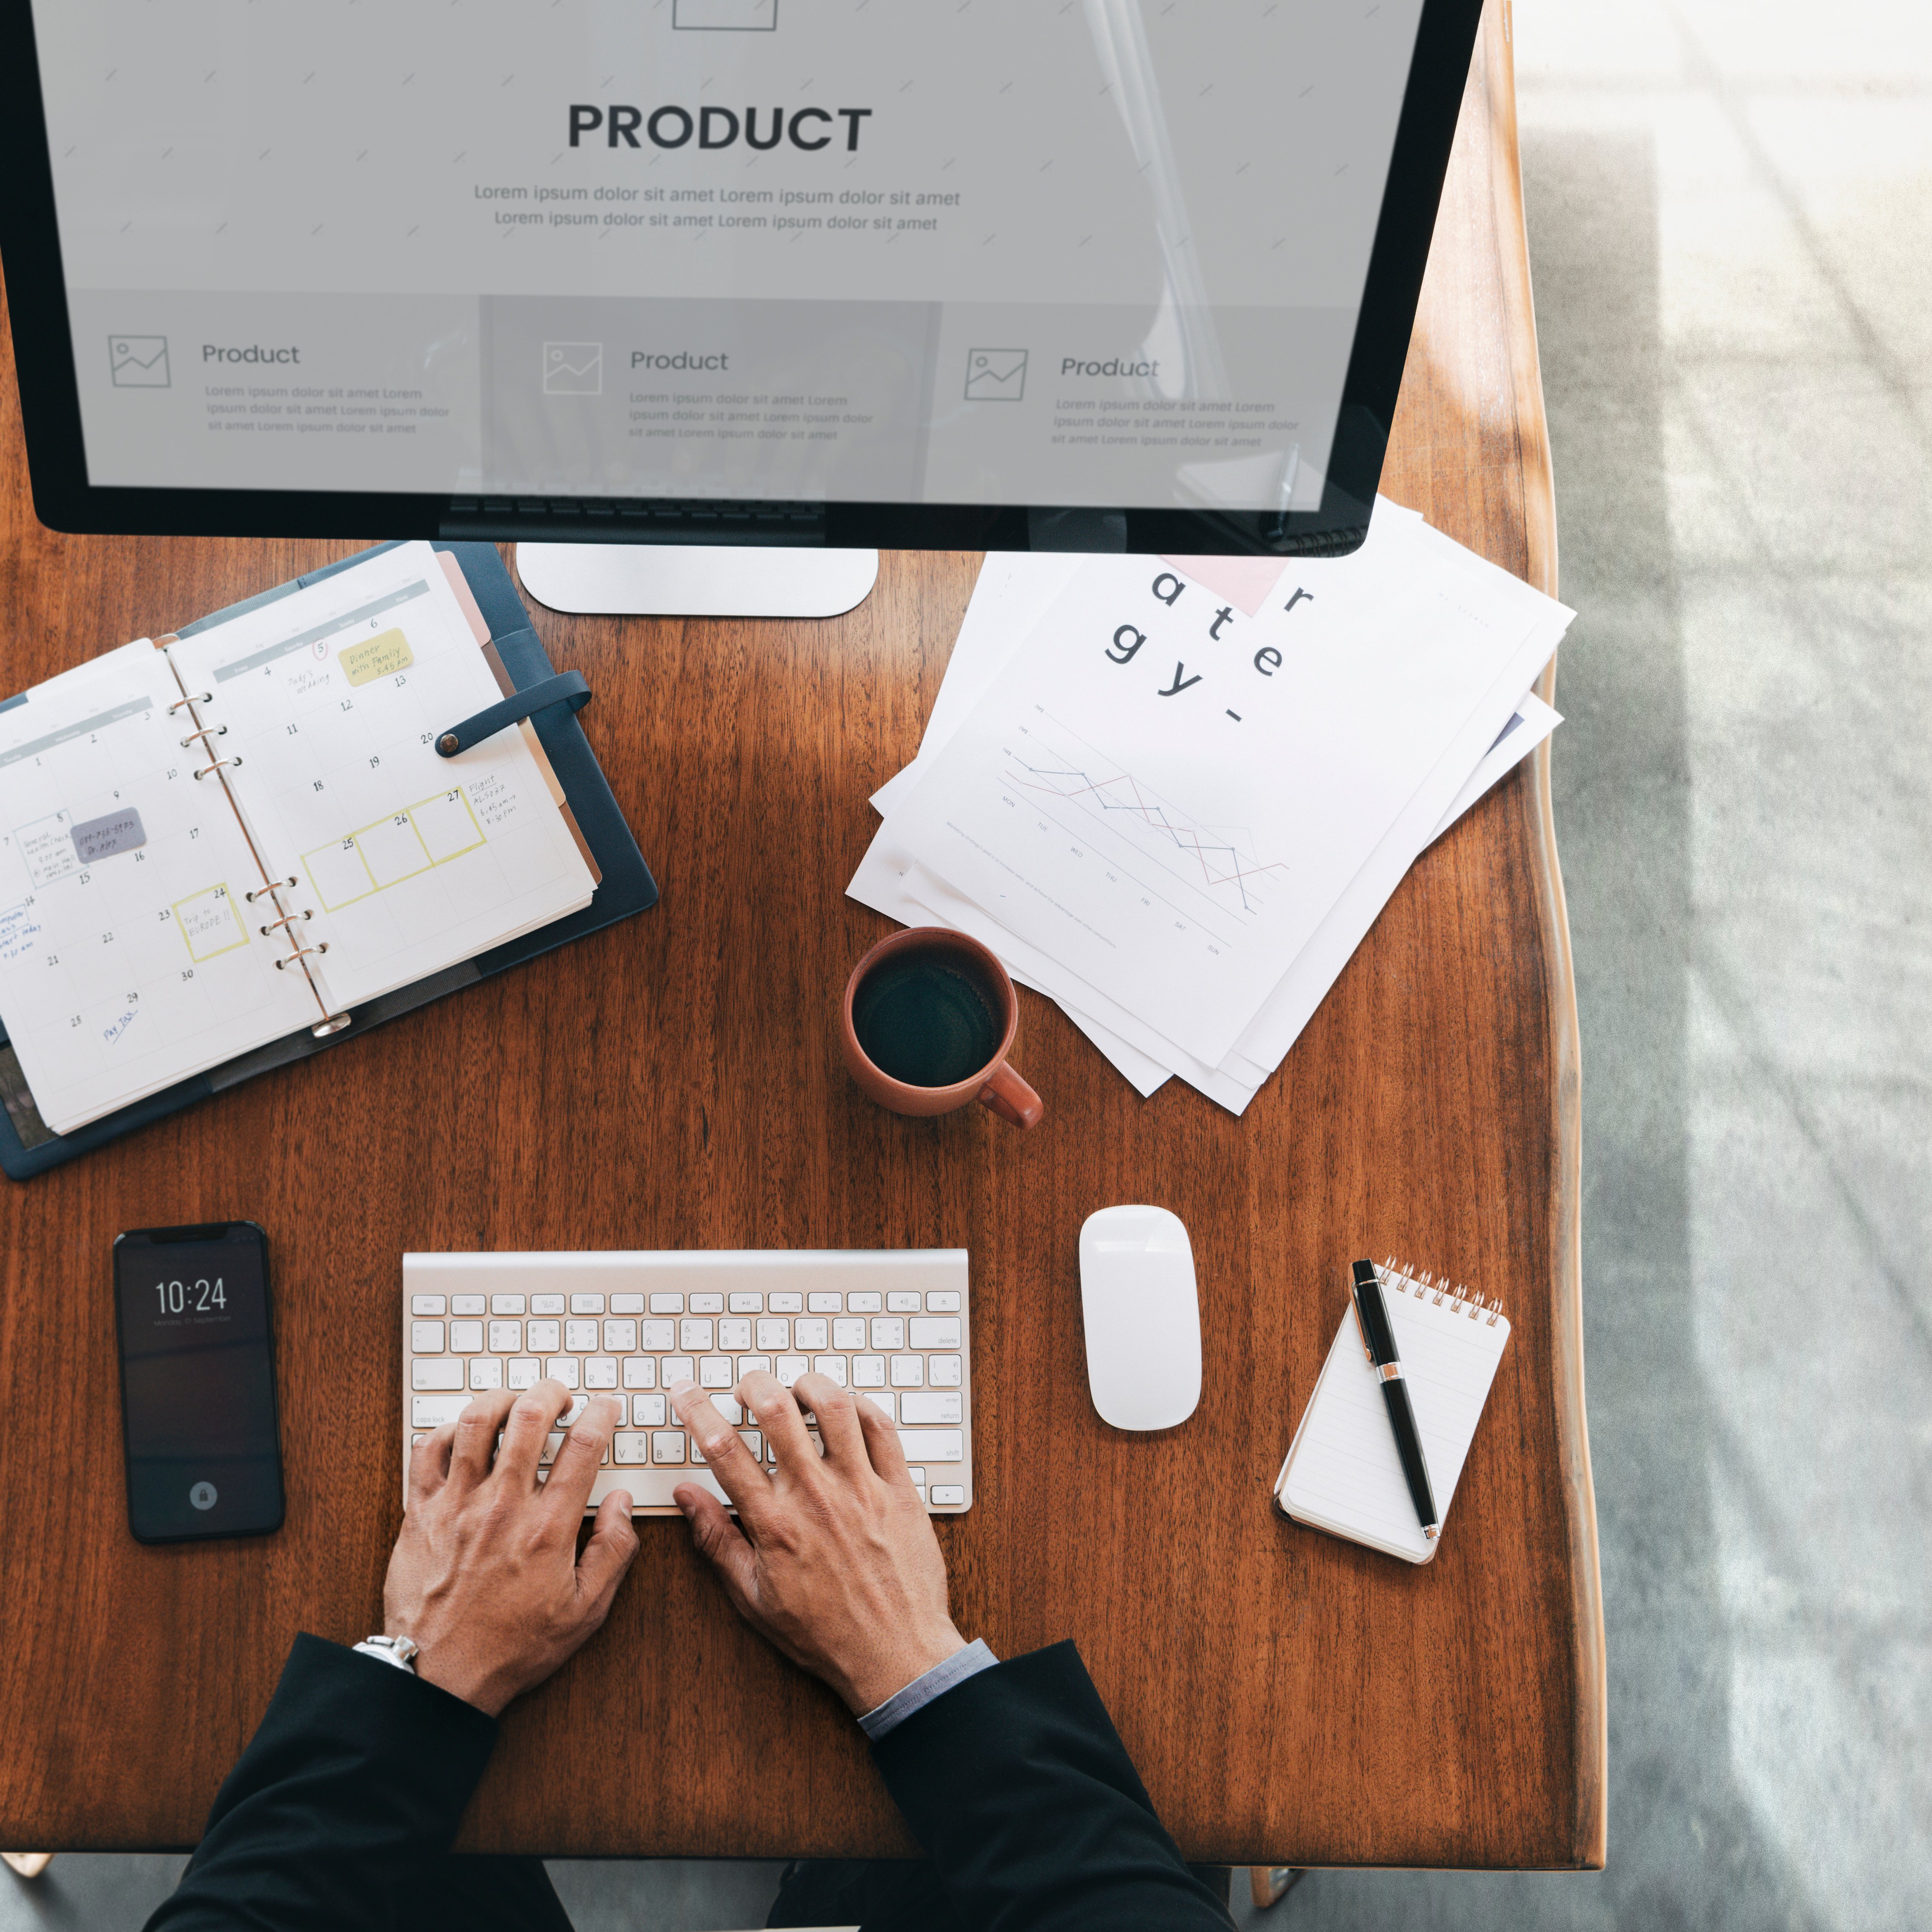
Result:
[852, 955, 1001, 1089]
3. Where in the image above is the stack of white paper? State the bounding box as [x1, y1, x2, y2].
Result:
[848, 501, 1573, 1112]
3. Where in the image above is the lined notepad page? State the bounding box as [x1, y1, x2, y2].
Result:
[1276, 1271, 1511, 1564]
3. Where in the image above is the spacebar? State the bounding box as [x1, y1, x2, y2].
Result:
[585, 1468, 729, 1511]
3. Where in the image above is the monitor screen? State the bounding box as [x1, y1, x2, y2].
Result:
[9, 0, 1478, 548]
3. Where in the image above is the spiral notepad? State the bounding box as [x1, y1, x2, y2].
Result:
[1273, 1258, 1511, 1564]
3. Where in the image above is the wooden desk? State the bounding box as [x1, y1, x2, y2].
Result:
[0, 0, 1603, 1870]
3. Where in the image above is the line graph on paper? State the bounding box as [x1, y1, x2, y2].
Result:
[999, 711, 1289, 929]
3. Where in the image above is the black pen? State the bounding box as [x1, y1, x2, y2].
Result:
[1351, 1258, 1438, 1540]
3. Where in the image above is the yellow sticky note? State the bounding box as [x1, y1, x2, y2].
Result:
[339, 627, 414, 686]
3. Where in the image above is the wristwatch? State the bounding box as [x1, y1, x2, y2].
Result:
[352, 1634, 420, 1675]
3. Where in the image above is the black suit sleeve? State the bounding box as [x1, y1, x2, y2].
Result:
[869, 1642, 1232, 1932]
[144, 1634, 498, 1932]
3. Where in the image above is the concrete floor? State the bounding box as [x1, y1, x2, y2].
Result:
[8, 0, 1928, 1924]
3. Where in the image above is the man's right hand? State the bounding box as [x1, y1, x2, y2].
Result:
[670, 1370, 968, 1717]
[383, 1380, 638, 1716]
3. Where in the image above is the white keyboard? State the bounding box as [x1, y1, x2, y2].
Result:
[401, 1250, 973, 1514]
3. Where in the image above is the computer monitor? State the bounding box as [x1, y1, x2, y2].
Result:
[1, 0, 1481, 610]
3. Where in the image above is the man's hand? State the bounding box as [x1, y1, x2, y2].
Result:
[669, 1370, 966, 1716]
[382, 1381, 639, 1716]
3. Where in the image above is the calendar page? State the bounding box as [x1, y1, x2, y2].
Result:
[0, 643, 323, 1134]
[168, 543, 595, 1011]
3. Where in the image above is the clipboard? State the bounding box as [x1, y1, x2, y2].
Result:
[0, 541, 657, 1180]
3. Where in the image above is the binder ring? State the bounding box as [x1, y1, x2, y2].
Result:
[273, 940, 330, 970]
[179, 724, 227, 748]
[311, 1011, 353, 1038]
[259, 910, 312, 935]
[193, 755, 243, 779]
[166, 691, 213, 715]
[244, 877, 298, 904]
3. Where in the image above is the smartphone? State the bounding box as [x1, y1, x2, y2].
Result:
[113, 1222, 285, 1543]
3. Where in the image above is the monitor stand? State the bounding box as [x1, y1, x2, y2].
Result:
[515, 543, 879, 619]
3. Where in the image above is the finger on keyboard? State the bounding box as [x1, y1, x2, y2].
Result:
[497, 1380, 569, 1483]
[667, 1378, 770, 1517]
[546, 1393, 620, 1516]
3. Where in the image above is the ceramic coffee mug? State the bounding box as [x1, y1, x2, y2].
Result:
[840, 927, 1045, 1131]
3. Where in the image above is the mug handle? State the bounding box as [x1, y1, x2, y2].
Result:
[977, 1060, 1045, 1131]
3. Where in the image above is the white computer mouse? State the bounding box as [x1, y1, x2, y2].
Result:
[1078, 1205, 1202, 1431]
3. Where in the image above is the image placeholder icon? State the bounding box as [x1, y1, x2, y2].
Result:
[673, 0, 777, 26]
[542, 342, 603, 395]
[109, 335, 170, 387]
[965, 349, 1027, 402]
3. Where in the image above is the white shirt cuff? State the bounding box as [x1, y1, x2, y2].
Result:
[858, 1639, 999, 1740]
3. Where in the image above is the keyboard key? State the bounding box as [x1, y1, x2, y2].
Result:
[711, 1392, 745, 1425]
[852, 1355, 886, 1387]
[776, 1356, 807, 1387]
[807, 1292, 843, 1313]
[412, 1395, 469, 1429]
[729, 1292, 763, 1313]
[902, 1391, 962, 1424]
[690, 1291, 724, 1314]
[898, 1429, 964, 1463]
[794, 1318, 829, 1350]
[663, 1355, 695, 1384]
[737, 1429, 762, 1458]
[718, 1317, 752, 1349]
[632, 1392, 667, 1427]
[564, 1319, 598, 1351]
[411, 1433, 426, 1450]
[412, 1360, 464, 1391]
[531, 1294, 565, 1315]
[584, 1357, 618, 1389]
[931, 1485, 966, 1506]
[570, 1293, 606, 1314]
[930, 1354, 963, 1387]
[832, 1317, 866, 1350]
[737, 1354, 772, 1379]
[507, 1358, 540, 1389]
[603, 1319, 638, 1351]
[613, 1433, 650, 1465]
[650, 1292, 684, 1315]
[546, 1357, 581, 1389]
[559, 1393, 592, 1426]
[913, 1486, 928, 1507]
[411, 1294, 447, 1316]
[491, 1294, 527, 1315]
[756, 1317, 790, 1350]
[768, 1291, 803, 1314]
[652, 1431, 687, 1465]
[640, 1319, 675, 1350]
[681, 1318, 714, 1350]
[926, 1291, 962, 1313]
[859, 1389, 896, 1422]
[889, 1354, 924, 1387]
[813, 1355, 848, 1385]
[449, 1321, 484, 1352]
[698, 1356, 733, 1389]
[469, 1358, 504, 1390]
[622, 1356, 658, 1389]
[527, 1319, 561, 1352]
[870, 1317, 904, 1350]
[610, 1293, 645, 1314]
[540, 1432, 564, 1465]
[847, 1291, 882, 1314]
[910, 1318, 961, 1349]
[452, 1294, 487, 1316]
[488, 1320, 522, 1352]
[887, 1291, 922, 1313]
[411, 1321, 445, 1353]
[905, 1467, 925, 1484]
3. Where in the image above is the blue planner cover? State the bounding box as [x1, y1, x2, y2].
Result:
[0, 541, 657, 1180]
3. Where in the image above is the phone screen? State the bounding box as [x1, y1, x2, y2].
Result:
[113, 1223, 284, 1542]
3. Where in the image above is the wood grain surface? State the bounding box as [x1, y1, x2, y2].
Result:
[0, 0, 1605, 1868]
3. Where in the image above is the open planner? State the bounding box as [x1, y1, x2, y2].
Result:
[1273, 1259, 1512, 1563]
[0, 541, 655, 1173]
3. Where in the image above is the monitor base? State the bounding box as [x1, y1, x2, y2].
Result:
[515, 543, 879, 618]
